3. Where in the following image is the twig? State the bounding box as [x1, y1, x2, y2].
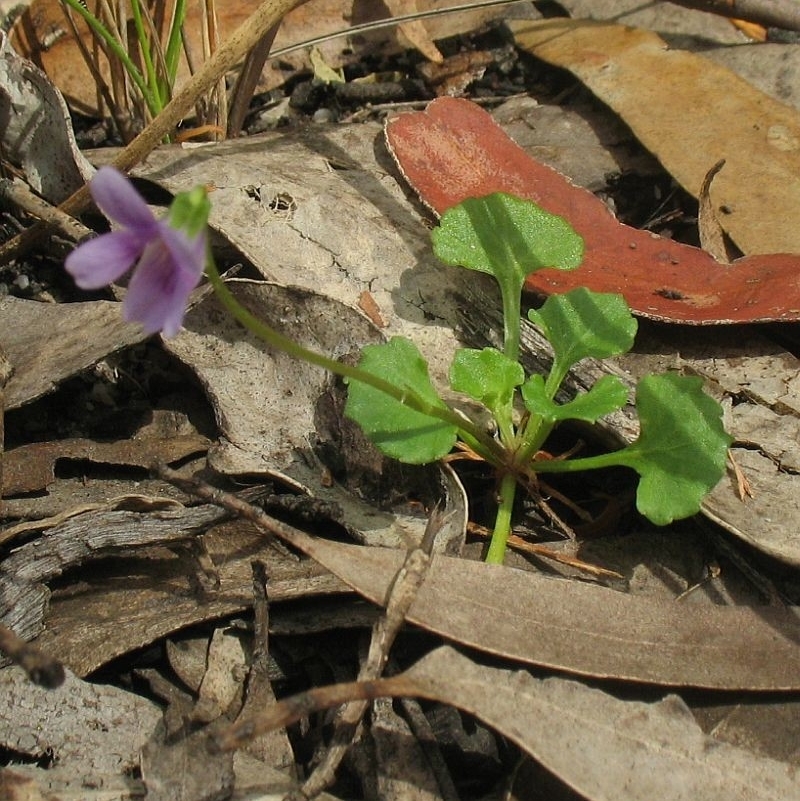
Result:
[0, 178, 92, 244]
[211, 673, 421, 751]
[227, 26, 281, 137]
[156, 462, 317, 556]
[288, 508, 441, 800]
[229, 562, 279, 737]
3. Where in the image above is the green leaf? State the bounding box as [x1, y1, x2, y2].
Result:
[432, 193, 584, 362]
[433, 192, 583, 281]
[527, 289, 637, 393]
[615, 373, 733, 525]
[344, 337, 458, 464]
[521, 374, 629, 423]
[450, 347, 524, 425]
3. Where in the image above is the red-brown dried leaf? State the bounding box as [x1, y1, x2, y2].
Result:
[385, 97, 800, 324]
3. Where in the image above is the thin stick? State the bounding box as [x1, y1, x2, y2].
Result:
[156, 462, 317, 555]
[0, 178, 92, 243]
[211, 674, 421, 752]
[292, 508, 442, 800]
[227, 25, 280, 137]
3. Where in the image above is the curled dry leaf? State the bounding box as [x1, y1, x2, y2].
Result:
[167, 278, 468, 552]
[0, 296, 146, 410]
[0, 30, 94, 203]
[3, 434, 210, 495]
[385, 96, 800, 324]
[697, 159, 736, 263]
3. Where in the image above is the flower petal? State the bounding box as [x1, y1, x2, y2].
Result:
[64, 229, 146, 289]
[90, 166, 159, 233]
[123, 230, 204, 337]
[159, 221, 207, 281]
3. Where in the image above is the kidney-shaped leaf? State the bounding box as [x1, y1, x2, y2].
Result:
[527, 287, 638, 399]
[432, 193, 583, 305]
[528, 288, 637, 379]
[345, 337, 457, 464]
[618, 373, 733, 524]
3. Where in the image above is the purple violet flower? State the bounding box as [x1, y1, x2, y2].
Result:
[65, 166, 208, 338]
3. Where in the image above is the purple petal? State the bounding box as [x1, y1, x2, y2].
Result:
[64, 229, 147, 289]
[158, 221, 207, 280]
[90, 166, 159, 233]
[123, 230, 204, 337]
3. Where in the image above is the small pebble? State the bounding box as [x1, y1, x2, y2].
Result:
[13, 274, 29, 291]
[312, 108, 335, 123]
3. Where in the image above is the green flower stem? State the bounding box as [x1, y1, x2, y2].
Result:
[513, 355, 571, 466]
[495, 412, 516, 449]
[528, 450, 629, 474]
[61, 0, 161, 117]
[514, 413, 553, 467]
[502, 287, 522, 364]
[204, 259, 504, 464]
[485, 471, 518, 564]
[544, 359, 569, 400]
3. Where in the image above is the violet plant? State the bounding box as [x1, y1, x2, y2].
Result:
[66, 170, 732, 564]
[65, 167, 208, 338]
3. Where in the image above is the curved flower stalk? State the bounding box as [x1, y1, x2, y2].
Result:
[64, 167, 498, 463]
[65, 167, 209, 338]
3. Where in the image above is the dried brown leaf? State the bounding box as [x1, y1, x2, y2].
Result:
[298, 538, 800, 690]
[3, 434, 209, 495]
[397, 647, 800, 801]
[219, 646, 800, 800]
[510, 18, 800, 256]
[0, 297, 145, 410]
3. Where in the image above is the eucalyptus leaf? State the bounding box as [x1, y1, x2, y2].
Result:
[521, 373, 629, 423]
[615, 373, 733, 524]
[528, 288, 637, 393]
[344, 337, 457, 464]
